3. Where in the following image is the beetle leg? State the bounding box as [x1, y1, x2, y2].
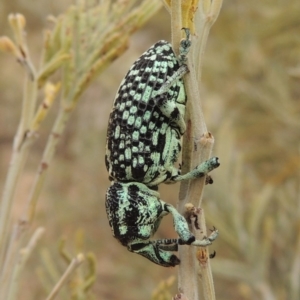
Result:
[128, 241, 180, 267]
[172, 157, 220, 182]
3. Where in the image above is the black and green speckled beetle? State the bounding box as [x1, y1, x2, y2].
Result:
[105, 29, 219, 267]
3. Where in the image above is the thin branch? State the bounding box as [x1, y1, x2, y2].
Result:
[45, 254, 85, 300]
[165, 1, 223, 299]
[6, 227, 45, 300]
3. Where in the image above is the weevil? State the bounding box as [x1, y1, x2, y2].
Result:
[105, 29, 219, 267]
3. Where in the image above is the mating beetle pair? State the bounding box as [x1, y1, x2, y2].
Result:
[105, 29, 219, 267]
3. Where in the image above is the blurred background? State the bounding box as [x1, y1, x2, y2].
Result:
[0, 0, 300, 299]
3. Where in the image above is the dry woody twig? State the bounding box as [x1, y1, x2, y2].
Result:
[162, 1, 223, 299]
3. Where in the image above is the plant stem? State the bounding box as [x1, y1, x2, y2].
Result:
[45, 254, 84, 300]
[0, 74, 37, 269]
[6, 227, 45, 300]
[165, 1, 223, 299]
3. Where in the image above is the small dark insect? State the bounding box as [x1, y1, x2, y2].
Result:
[205, 175, 214, 185]
[209, 251, 217, 259]
[105, 29, 219, 267]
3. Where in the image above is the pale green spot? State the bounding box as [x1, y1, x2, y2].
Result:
[152, 131, 159, 146]
[123, 111, 129, 120]
[128, 115, 135, 125]
[119, 140, 125, 149]
[143, 86, 152, 101]
[132, 146, 138, 153]
[125, 166, 132, 178]
[115, 125, 120, 139]
[140, 125, 147, 134]
[168, 61, 174, 68]
[132, 131, 139, 141]
[130, 106, 138, 114]
[139, 83, 146, 91]
[149, 121, 155, 130]
[144, 111, 151, 121]
[138, 156, 144, 165]
[161, 123, 168, 134]
[134, 93, 141, 101]
[149, 75, 156, 82]
[133, 158, 138, 168]
[138, 141, 144, 151]
[131, 69, 139, 76]
[125, 148, 131, 160]
[135, 117, 142, 128]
